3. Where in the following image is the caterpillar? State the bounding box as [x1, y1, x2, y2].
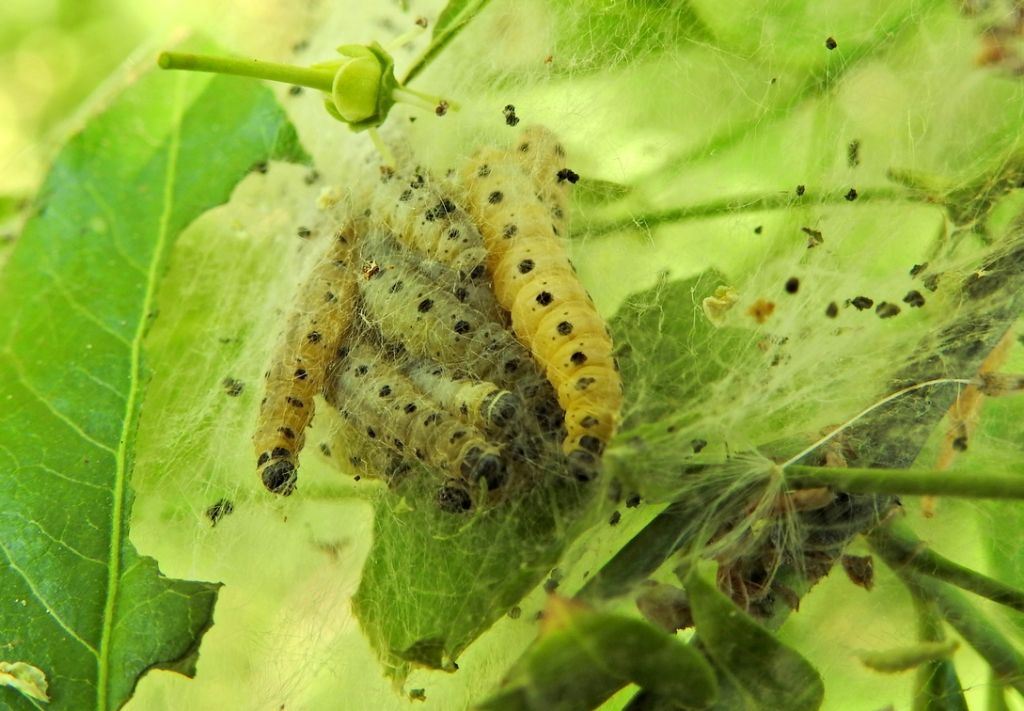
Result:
[457, 141, 623, 466]
[330, 339, 508, 492]
[254, 225, 360, 495]
[356, 227, 565, 434]
[253, 128, 612, 505]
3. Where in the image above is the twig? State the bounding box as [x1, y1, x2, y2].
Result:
[868, 523, 1024, 615]
[784, 465, 1024, 500]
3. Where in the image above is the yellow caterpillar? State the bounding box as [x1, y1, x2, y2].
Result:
[253, 226, 360, 494]
[457, 138, 622, 468]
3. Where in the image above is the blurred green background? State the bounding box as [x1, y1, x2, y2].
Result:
[0, 0, 302, 196]
[2, 0, 153, 194]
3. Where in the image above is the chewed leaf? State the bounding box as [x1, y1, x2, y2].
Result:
[0, 51, 305, 709]
[0, 662, 49, 703]
[476, 597, 716, 711]
[686, 563, 824, 711]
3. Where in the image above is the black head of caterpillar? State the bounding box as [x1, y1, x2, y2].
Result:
[437, 480, 474, 513]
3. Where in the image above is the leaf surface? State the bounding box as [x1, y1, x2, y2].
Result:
[0, 59, 306, 710]
[686, 564, 824, 711]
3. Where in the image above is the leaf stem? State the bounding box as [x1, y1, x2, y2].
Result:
[784, 465, 1024, 500]
[157, 51, 334, 92]
[581, 186, 933, 237]
[867, 523, 1024, 615]
[910, 596, 967, 711]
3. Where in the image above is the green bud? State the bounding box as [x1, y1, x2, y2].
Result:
[158, 40, 449, 134]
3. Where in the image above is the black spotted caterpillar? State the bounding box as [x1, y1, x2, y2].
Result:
[254, 128, 621, 510]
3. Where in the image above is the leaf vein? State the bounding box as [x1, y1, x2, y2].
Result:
[0, 536, 99, 657]
[1, 353, 118, 457]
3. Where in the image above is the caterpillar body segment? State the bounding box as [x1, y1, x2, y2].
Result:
[457, 147, 555, 265]
[371, 167, 490, 278]
[556, 366, 623, 415]
[531, 305, 610, 366]
[457, 140, 622, 458]
[412, 249, 507, 324]
[254, 226, 361, 495]
[490, 234, 574, 308]
[357, 229, 525, 380]
[326, 413, 402, 483]
[404, 359, 522, 432]
[326, 378, 479, 513]
[511, 125, 574, 237]
[507, 268, 592, 345]
[332, 341, 508, 491]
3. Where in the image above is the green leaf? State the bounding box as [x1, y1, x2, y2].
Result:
[685, 564, 824, 711]
[0, 58, 306, 710]
[0, 194, 27, 223]
[352, 476, 596, 677]
[610, 271, 753, 431]
[403, 0, 495, 83]
[476, 598, 716, 711]
[604, 272, 758, 501]
[0, 195, 28, 271]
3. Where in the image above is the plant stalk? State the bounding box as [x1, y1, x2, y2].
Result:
[158, 51, 334, 92]
[784, 465, 1024, 500]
